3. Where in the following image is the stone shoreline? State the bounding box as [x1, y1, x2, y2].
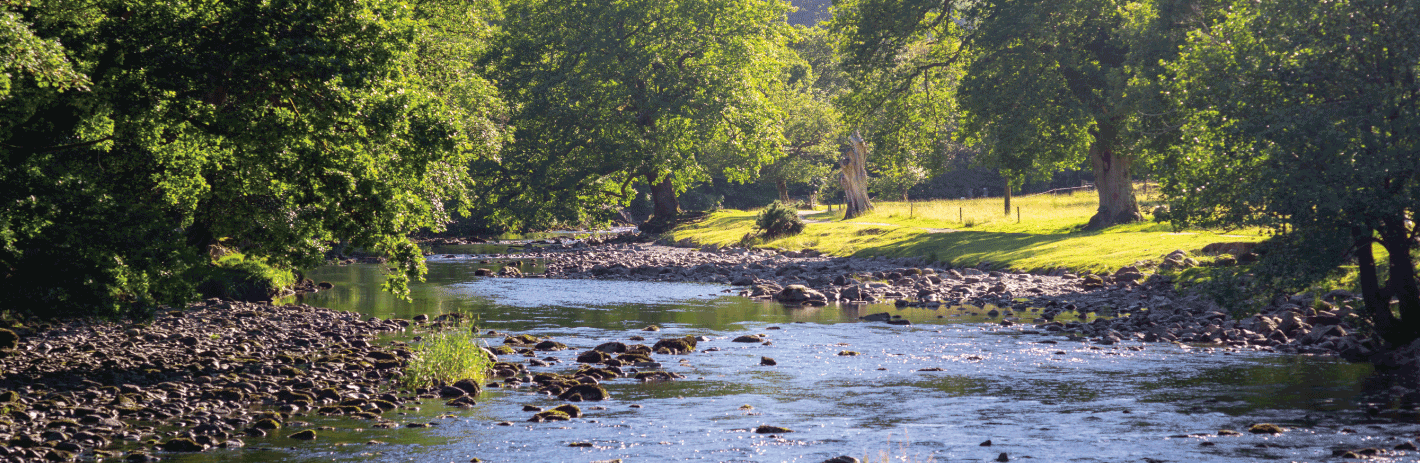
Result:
[0, 301, 478, 462]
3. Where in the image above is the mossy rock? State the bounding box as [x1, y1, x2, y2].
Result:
[634, 371, 682, 381]
[534, 340, 569, 351]
[530, 410, 571, 422]
[576, 350, 611, 364]
[0, 391, 18, 403]
[251, 418, 281, 430]
[446, 396, 478, 407]
[617, 353, 654, 363]
[46, 418, 79, 428]
[558, 384, 609, 401]
[836, 351, 862, 356]
[160, 437, 206, 452]
[1248, 423, 1284, 434]
[490, 345, 517, 356]
[277, 366, 305, 377]
[503, 334, 541, 346]
[452, 379, 483, 397]
[551, 404, 583, 418]
[288, 429, 317, 440]
[577, 367, 621, 380]
[1217, 429, 1242, 436]
[652, 336, 696, 353]
[370, 399, 397, 411]
[754, 425, 793, 434]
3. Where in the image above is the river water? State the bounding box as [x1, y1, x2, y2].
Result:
[172, 251, 1420, 462]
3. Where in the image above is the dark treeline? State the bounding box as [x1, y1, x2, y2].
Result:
[2, 0, 1417, 346]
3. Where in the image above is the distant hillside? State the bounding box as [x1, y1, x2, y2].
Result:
[789, 0, 832, 26]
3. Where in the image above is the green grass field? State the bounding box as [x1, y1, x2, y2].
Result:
[669, 188, 1267, 274]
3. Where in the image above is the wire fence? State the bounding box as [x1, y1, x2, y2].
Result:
[1019, 184, 1096, 198]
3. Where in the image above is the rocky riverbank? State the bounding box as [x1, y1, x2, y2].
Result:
[0, 300, 489, 462]
[503, 238, 1405, 372]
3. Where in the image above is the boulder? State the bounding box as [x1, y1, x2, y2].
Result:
[773, 285, 827, 304]
[559, 384, 609, 401]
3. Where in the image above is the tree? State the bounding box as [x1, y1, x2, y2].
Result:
[833, 0, 1203, 229]
[761, 26, 844, 205]
[870, 162, 928, 216]
[0, 0, 503, 316]
[484, 0, 790, 231]
[831, 0, 969, 219]
[1164, 0, 1420, 346]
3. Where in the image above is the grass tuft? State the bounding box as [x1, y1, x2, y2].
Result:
[400, 330, 493, 390]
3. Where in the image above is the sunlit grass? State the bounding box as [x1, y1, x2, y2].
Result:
[399, 330, 493, 390]
[669, 186, 1267, 274]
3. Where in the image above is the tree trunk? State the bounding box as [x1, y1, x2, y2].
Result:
[1085, 122, 1141, 229]
[1356, 227, 1397, 341]
[776, 179, 790, 203]
[841, 131, 874, 220]
[1003, 181, 1012, 216]
[648, 172, 679, 221]
[1383, 217, 1420, 345]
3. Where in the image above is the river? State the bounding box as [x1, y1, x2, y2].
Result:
[167, 249, 1417, 462]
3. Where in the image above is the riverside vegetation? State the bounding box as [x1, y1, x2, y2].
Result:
[3, 0, 1419, 461]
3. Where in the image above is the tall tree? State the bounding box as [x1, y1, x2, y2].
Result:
[831, 0, 970, 218]
[0, 0, 503, 316]
[761, 26, 844, 205]
[485, 0, 791, 231]
[1164, 0, 1420, 346]
[833, 0, 1203, 228]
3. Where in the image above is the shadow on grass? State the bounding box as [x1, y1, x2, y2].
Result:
[861, 230, 1086, 269]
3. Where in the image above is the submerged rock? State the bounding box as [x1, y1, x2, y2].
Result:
[754, 425, 793, 434]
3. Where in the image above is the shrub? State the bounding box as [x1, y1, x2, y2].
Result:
[193, 253, 295, 302]
[755, 201, 805, 239]
[400, 330, 493, 390]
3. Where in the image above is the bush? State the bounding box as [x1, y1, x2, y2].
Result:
[756, 201, 806, 239]
[193, 253, 295, 302]
[400, 330, 493, 390]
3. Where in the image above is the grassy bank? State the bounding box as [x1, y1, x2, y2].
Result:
[668, 189, 1265, 274]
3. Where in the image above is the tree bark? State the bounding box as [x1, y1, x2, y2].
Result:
[776, 179, 790, 203]
[841, 131, 874, 220]
[1383, 217, 1420, 345]
[648, 172, 679, 221]
[1003, 181, 1012, 216]
[1355, 227, 1396, 340]
[1085, 122, 1141, 229]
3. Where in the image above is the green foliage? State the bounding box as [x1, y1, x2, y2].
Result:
[755, 201, 806, 238]
[760, 25, 846, 204]
[400, 329, 493, 390]
[0, 0, 504, 317]
[1163, 0, 1420, 344]
[870, 164, 927, 201]
[478, 0, 792, 229]
[832, 0, 1210, 227]
[193, 253, 296, 302]
[831, 0, 968, 188]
